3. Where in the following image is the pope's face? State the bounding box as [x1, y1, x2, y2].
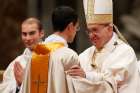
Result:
[21, 23, 44, 50]
[87, 24, 113, 49]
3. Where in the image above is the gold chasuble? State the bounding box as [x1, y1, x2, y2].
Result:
[31, 42, 64, 93]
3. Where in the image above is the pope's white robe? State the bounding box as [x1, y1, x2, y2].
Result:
[0, 48, 32, 93]
[20, 34, 79, 93]
[138, 61, 140, 75]
[71, 33, 140, 93]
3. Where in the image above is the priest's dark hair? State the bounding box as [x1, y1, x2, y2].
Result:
[52, 6, 78, 32]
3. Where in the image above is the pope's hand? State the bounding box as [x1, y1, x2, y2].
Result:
[66, 65, 86, 78]
[14, 61, 24, 86]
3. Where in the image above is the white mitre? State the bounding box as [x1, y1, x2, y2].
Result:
[83, 0, 113, 24]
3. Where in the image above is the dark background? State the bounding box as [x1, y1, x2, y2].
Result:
[0, 0, 140, 70]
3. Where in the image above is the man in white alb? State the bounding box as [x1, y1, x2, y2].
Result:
[67, 0, 140, 93]
[0, 17, 44, 93]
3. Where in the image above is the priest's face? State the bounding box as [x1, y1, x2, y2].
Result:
[87, 23, 113, 49]
[21, 23, 44, 50]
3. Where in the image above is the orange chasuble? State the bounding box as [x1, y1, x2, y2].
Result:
[31, 42, 64, 93]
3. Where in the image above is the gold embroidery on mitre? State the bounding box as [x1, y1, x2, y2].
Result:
[87, 14, 113, 24]
[85, 0, 113, 24]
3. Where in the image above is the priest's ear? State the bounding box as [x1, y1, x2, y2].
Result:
[67, 22, 74, 32]
[40, 30, 45, 38]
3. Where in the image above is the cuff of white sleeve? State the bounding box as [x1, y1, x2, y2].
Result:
[86, 71, 103, 81]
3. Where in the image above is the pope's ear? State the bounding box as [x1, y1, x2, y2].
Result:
[108, 24, 113, 32]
